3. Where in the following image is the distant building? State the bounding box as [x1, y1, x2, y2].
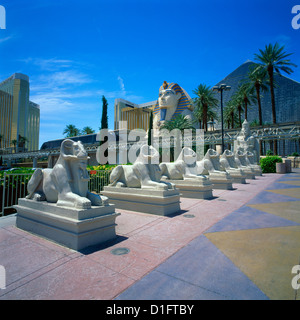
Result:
[114, 98, 156, 131]
[0, 73, 40, 152]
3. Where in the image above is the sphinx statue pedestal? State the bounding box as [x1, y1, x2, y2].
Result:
[14, 139, 120, 251]
[161, 177, 213, 199]
[234, 150, 256, 179]
[197, 149, 234, 190]
[102, 187, 180, 216]
[159, 147, 213, 199]
[15, 199, 119, 251]
[245, 151, 263, 176]
[220, 150, 247, 184]
[206, 173, 234, 190]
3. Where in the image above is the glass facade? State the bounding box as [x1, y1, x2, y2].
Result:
[0, 73, 40, 151]
[114, 98, 156, 131]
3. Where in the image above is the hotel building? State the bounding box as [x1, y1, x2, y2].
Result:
[0, 73, 40, 152]
[114, 98, 157, 131]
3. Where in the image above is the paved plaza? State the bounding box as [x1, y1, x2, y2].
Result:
[0, 169, 300, 300]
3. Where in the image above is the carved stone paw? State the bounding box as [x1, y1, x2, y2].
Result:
[75, 197, 91, 209]
[156, 183, 168, 190]
[101, 195, 109, 206]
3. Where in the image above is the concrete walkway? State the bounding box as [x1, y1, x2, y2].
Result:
[0, 169, 299, 300]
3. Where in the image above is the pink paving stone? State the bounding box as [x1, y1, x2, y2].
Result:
[0, 229, 71, 288]
[86, 238, 172, 280]
[4, 225, 75, 255]
[128, 216, 210, 255]
[1, 255, 135, 300]
[116, 210, 164, 237]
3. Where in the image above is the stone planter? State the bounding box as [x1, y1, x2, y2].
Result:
[276, 162, 286, 174]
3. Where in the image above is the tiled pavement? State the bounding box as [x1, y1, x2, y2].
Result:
[0, 169, 300, 300]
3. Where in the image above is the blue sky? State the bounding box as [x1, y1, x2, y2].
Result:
[0, 0, 299, 147]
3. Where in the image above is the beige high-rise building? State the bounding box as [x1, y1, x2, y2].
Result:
[0, 73, 40, 152]
[114, 98, 156, 131]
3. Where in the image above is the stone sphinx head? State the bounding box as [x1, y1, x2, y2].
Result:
[153, 81, 192, 124]
[136, 144, 160, 165]
[177, 147, 197, 165]
[240, 120, 251, 139]
[60, 139, 89, 160]
[205, 148, 219, 159]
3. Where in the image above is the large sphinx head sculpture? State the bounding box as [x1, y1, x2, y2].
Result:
[153, 81, 193, 131]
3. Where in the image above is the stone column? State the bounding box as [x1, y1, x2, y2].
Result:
[32, 157, 38, 168]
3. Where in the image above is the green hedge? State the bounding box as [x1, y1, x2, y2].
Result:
[260, 156, 282, 173]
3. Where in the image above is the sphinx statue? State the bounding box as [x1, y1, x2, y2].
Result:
[159, 147, 213, 199]
[153, 81, 195, 132]
[109, 144, 174, 190]
[16, 139, 119, 251]
[234, 119, 260, 163]
[219, 149, 247, 184]
[234, 149, 256, 179]
[245, 150, 262, 176]
[197, 149, 233, 189]
[103, 144, 180, 215]
[160, 147, 208, 181]
[26, 139, 108, 209]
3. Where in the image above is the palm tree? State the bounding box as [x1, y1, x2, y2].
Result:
[254, 43, 297, 154]
[224, 100, 238, 129]
[235, 83, 256, 121]
[18, 135, 29, 151]
[82, 126, 95, 135]
[0, 134, 2, 148]
[11, 139, 17, 153]
[160, 114, 194, 132]
[63, 124, 81, 137]
[229, 92, 244, 127]
[192, 84, 219, 131]
[247, 64, 268, 126]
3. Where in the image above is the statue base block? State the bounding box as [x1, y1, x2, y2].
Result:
[14, 198, 120, 251]
[102, 186, 181, 216]
[162, 179, 213, 199]
[208, 174, 234, 190]
[252, 166, 263, 176]
[241, 167, 256, 179]
[226, 170, 247, 184]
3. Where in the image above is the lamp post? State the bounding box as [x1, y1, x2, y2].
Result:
[212, 84, 231, 153]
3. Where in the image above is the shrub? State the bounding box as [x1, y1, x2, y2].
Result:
[290, 152, 299, 157]
[260, 156, 282, 173]
[266, 150, 274, 156]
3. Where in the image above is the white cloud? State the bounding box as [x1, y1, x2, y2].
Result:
[117, 75, 126, 93]
[0, 35, 13, 43]
[20, 57, 75, 71]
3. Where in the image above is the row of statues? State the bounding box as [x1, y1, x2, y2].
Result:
[25, 140, 261, 208]
[108, 145, 261, 191]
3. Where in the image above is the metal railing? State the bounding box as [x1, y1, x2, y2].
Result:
[88, 169, 112, 194]
[1, 172, 33, 216]
[0, 170, 113, 216]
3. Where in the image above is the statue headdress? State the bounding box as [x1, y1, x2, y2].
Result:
[153, 81, 192, 119]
